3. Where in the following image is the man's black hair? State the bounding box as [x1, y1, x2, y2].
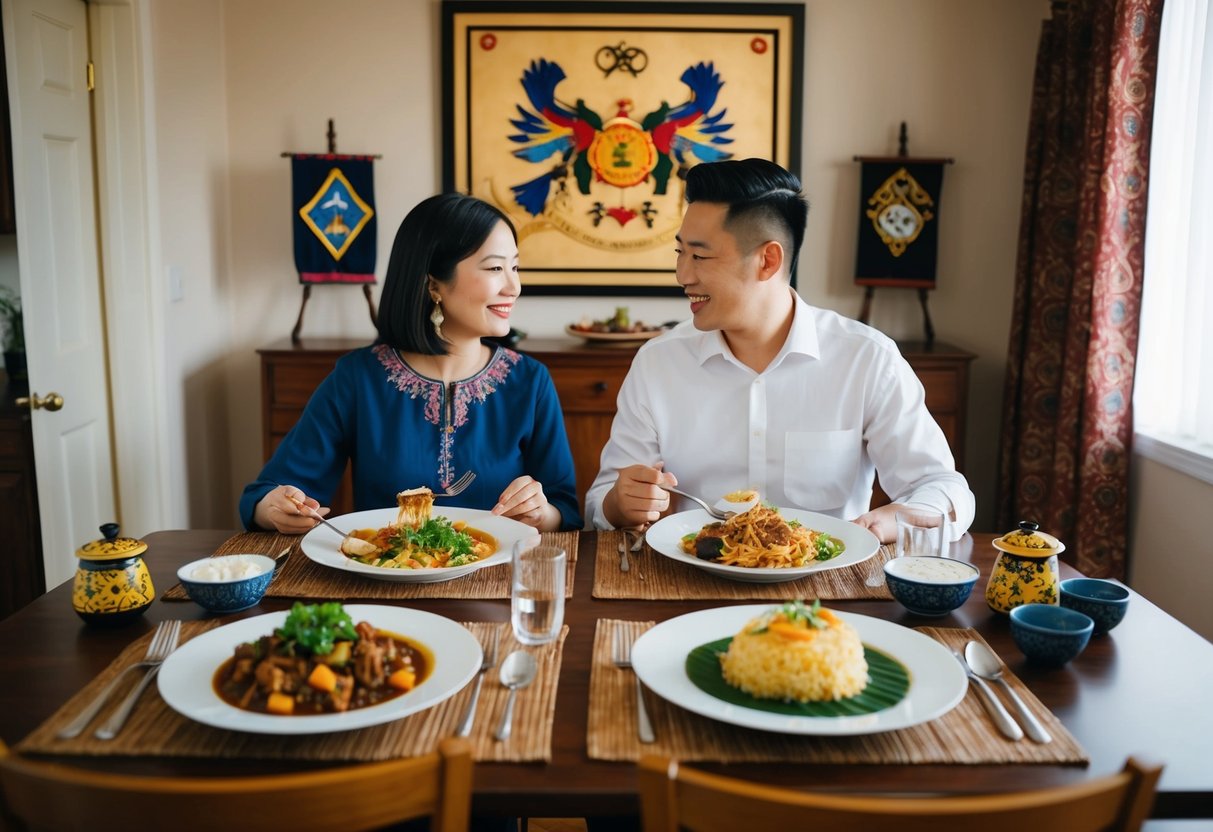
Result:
[685, 158, 809, 276]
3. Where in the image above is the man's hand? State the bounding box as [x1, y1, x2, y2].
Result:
[850, 503, 907, 545]
[602, 463, 678, 528]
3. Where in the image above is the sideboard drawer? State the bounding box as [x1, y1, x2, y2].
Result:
[547, 366, 626, 412]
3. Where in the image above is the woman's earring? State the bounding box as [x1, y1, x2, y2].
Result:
[430, 299, 444, 339]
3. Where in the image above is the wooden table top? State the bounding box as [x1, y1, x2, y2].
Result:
[1, 531, 1210, 819]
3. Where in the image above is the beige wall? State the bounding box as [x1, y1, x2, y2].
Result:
[1129, 456, 1213, 641]
[154, 0, 1043, 530]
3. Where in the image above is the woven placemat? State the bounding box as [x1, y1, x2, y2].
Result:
[586, 619, 1087, 764]
[162, 531, 579, 602]
[592, 530, 895, 600]
[20, 620, 567, 763]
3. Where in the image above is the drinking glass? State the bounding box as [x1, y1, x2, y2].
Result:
[510, 541, 566, 646]
[896, 509, 949, 558]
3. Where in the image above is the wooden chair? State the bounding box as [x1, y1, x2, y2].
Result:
[0, 736, 472, 832]
[638, 755, 1162, 832]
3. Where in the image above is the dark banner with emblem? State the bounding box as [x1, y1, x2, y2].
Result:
[291, 155, 377, 284]
[854, 160, 945, 289]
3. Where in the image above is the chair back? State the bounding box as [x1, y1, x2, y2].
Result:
[0, 736, 472, 832]
[638, 754, 1161, 832]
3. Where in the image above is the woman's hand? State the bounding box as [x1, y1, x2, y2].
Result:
[492, 476, 561, 531]
[254, 485, 330, 534]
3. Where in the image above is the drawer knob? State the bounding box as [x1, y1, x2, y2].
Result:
[593, 381, 609, 393]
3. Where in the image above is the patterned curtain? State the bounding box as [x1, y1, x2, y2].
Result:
[997, 0, 1163, 579]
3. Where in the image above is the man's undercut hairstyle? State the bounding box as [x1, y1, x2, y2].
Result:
[378, 193, 516, 355]
[685, 158, 809, 277]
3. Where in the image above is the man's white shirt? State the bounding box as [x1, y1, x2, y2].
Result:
[584, 291, 975, 538]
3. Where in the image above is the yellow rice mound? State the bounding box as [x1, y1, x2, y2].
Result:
[720, 604, 868, 702]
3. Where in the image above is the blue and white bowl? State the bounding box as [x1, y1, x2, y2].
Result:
[177, 554, 275, 613]
[883, 556, 979, 616]
[1009, 603, 1094, 666]
[1060, 578, 1130, 635]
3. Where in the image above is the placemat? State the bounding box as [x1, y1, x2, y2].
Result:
[162, 531, 579, 601]
[586, 619, 1087, 764]
[592, 530, 895, 600]
[20, 620, 567, 763]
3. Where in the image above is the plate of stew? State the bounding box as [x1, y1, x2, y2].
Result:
[158, 604, 481, 734]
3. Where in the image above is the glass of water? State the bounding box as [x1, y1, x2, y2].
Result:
[896, 509, 950, 558]
[510, 540, 566, 646]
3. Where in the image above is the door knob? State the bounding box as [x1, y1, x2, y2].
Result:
[15, 392, 64, 412]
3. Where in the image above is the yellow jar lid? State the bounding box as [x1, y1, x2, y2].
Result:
[993, 520, 1064, 559]
[76, 523, 148, 561]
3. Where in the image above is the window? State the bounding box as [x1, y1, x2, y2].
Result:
[1134, 0, 1213, 485]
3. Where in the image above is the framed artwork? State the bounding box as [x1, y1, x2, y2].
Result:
[442, 1, 804, 295]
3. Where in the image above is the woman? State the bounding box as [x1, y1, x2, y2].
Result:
[240, 193, 581, 533]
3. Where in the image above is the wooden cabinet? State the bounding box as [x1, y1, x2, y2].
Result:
[257, 338, 363, 516]
[0, 372, 44, 619]
[257, 337, 974, 518]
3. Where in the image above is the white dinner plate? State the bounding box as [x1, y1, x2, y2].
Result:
[158, 605, 481, 735]
[631, 605, 966, 735]
[645, 507, 879, 583]
[301, 506, 538, 583]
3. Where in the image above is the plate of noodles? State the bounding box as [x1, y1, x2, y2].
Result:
[644, 505, 879, 583]
[630, 604, 966, 735]
[301, 502, 538, 584]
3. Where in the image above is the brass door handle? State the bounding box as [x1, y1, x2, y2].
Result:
[15, 392, 64, 412]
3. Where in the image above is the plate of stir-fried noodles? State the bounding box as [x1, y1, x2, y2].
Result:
[645, 504, 879, 583]
[301, 505, 538, 584]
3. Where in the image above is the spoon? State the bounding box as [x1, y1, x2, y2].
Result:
[953, 648, 1022, 741]
[493, 650, 538, 741]
[965, 640, 1052, 743]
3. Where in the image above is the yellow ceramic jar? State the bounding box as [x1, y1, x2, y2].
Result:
[985, 520, 1066, 614]
[72, 523, 155, 626]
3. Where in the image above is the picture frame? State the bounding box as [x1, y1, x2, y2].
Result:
[441, 1, 805, 295]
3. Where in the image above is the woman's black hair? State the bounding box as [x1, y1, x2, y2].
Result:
[685, 158, 809, 277]
[377, 193, 516, 354]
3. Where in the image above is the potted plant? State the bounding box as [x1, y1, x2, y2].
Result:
[0, 286, 26, 381]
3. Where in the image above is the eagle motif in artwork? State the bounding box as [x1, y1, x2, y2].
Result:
[507, 58, 734, 217]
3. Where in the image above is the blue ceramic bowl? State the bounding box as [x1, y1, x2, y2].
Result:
[1009, 603, 1094, 666]
[177, 554, 275, 613]
[1060, 578, 1130, 634]
[883, 556, 980, 616]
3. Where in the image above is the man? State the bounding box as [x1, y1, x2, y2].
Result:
[585, 158, 973, 543]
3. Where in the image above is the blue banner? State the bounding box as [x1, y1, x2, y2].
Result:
[291, 156, 377, 284]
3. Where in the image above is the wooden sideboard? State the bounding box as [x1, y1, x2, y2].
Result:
[258, 337, 975, 518]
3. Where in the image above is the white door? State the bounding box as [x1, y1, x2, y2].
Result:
[4, 0, 116, 589]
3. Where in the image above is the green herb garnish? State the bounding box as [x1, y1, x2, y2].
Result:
[815, 534, 845, 561]
[747, 599, 829, 634]
[390, 517, 474, 558]
[275, 601, 357, 656]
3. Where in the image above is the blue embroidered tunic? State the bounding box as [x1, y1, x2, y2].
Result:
[239, 344, 582, 531]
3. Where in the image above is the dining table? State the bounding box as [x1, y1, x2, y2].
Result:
[0, 529, 1210, 822]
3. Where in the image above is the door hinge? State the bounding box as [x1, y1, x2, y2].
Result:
[87, 61, 95, 92]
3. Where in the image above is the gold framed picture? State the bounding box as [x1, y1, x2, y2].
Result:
[442, 1, 804, 295]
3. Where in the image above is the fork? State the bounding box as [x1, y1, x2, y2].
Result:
[613, 624, 655, 743]
[281, 489, 351, 538]
[454, 627, 499, 737]
[94, 619, 182, 740]
[433, 471, 477, 498]
[57, 619, 180, 739]
[655, 485, 736, 520]
[617, 529, 645, 572]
